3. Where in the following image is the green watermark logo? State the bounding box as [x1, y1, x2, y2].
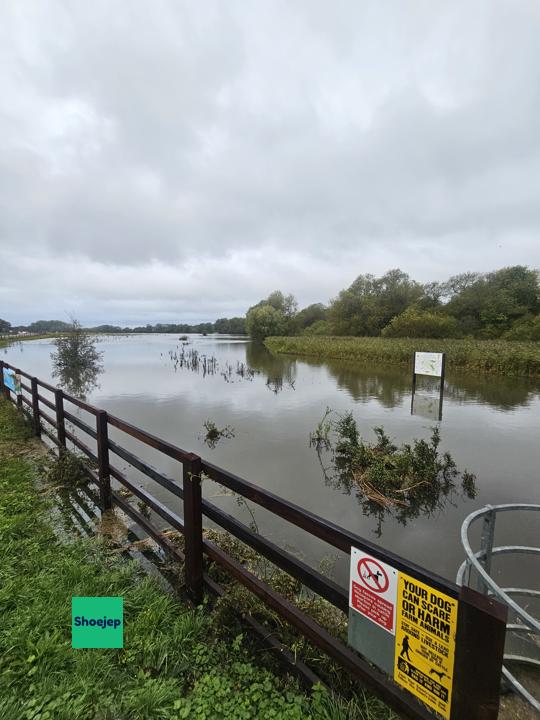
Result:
[72, 596, 123, 649]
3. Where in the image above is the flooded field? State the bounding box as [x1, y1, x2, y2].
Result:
[4, 334, 540, 591]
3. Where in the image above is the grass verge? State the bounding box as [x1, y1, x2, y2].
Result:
[0, 398, 394, 720]
[264, 336, 540, 377]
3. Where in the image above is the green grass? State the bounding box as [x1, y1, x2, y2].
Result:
[0, 333, 59, 349]
[265, 336, 540, 377]
[0, 399, 394, 720]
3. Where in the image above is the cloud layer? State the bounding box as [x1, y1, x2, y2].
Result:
[1, 1, 540, 324]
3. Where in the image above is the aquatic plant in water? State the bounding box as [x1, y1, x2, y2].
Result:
[311, 409, 476, 535]
[201, 419, 235, 449]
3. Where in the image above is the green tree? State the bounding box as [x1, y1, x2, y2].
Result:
[504, 314, 540, 341]
[245, 304, 288, 342]
[51, 320, 103, 398]
[328, 269, 423, 336]
[293, 303, 327, 332]
[445, 266, 540, 337]
[302, 319, 332, 335]
[381, 306, 461, 338]
[28, 320, 72, 333]
[214, 317, 247, 334]
[265, 290, 298, 318]
[246, 290, 297, 340]
[0, 319, 11, 334]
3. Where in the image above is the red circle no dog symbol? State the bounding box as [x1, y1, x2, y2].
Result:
[357, 558, 389, 593]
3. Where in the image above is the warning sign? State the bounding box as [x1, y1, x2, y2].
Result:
[349, 549, 398, 634]
[393, 573, 458, 720]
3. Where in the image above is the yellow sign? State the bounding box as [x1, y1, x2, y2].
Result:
[394, 573, 458, 719]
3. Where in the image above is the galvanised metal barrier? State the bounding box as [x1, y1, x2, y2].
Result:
[1, 359, 508, 720]
[457, 504, 540, 711]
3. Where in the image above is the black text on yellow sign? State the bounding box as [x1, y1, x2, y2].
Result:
[394, 573, 458, 720]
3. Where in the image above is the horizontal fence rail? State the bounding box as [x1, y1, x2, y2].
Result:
[0, 359, 508, 720]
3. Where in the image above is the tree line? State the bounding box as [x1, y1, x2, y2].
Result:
[245, 266, 540, 342]
[3, 265, 539, 343]
[0, 317, 246, 336]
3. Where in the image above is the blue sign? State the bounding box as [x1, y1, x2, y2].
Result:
[3, 368, 21, 394]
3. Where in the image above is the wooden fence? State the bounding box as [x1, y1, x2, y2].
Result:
[0, 359, 507, 720]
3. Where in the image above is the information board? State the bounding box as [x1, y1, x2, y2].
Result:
[393, 573, 458, 720]
[414, 352, 444, 378]
[2, 368, 21, 395]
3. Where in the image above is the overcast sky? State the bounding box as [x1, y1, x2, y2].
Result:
[1, 1, 540, 326]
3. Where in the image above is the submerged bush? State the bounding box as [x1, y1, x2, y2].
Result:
[51, 319, 103, 398]
[311, 410, 476, 533]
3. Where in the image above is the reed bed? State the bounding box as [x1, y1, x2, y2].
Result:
[265, 336, 540, 377]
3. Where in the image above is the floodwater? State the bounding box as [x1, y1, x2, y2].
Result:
[4, 334, 540, 591]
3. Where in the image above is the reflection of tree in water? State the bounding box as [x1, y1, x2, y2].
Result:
[51, 321, 103, 399]
[311, 411, 476, 537]
[324, 361, 409, 408]
[444, 373, 540, 411]
[293, 355, 540, 411]
[245, 343, 297, 394]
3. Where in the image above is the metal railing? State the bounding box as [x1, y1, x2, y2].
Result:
[457, 503, 540, 711]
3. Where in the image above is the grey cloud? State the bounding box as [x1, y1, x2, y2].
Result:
[1, 1, 540, 324]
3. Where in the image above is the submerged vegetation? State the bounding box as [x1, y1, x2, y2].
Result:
[310, 410, 476, 534]
[201, 419, 236, 449]
[166, 344, 299, 394]
[267, 335, 540, 377]
[167, 345, 260, 383]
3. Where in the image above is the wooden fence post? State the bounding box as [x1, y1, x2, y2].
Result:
[54, 389, 66, 448]
[96, 410, 112, 511]
[183, 453, 203, 604]
[31, 378, 41, 437]
[15, 369, 22, 410]
[450, 585, 508, 720]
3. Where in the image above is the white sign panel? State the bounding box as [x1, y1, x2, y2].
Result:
[414, 352, 443, 378]
[349, 548, 398, 635]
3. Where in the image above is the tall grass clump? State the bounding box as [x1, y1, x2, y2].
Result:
[265, 336, 540, 377]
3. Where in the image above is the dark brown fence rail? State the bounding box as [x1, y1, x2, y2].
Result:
[0, 360, 507, 720]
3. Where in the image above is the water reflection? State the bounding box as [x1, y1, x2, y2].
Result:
[294, 355, 540, 411]
[164, 340, 298, 393]
[245, 343, 297, 393]
[444, 373, 540, 411]
[411, 393, 443, 421]
[6, 333, 539, 584]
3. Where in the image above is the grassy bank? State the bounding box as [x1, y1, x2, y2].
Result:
[0, 399, 393, 720]
[265, 336, 540, 377]
[0, 333, 58, 348]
